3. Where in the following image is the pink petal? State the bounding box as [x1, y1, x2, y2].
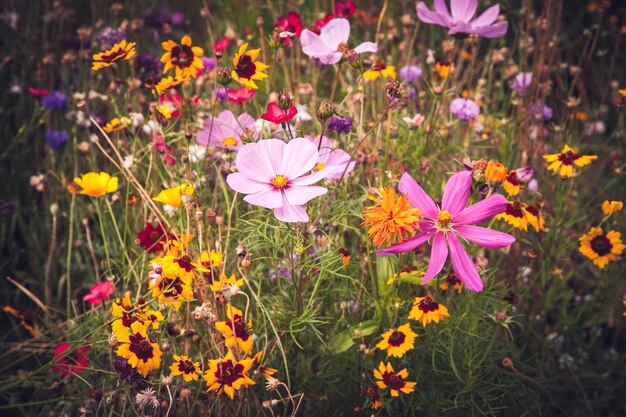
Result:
[450, 0, 477, 22]
[454, 225, 516, 249]
[235, 142, 276, 179]
[258, 139, 286, 174]
[320, 18, 350, 50]
[471, 4, 499, 26]
[421, 232, 449, 284]
[417, 2, 450, 26]
[226, 172, 269, 194]
[470, 20, 508, 38]
[283, 185, 327, 205]
[398, 172, 439, 220]
[274, 203, 309, 222]
[441, 171, 472, 214]
[377, 227, 436, 256]
[353, 42, 378, 54]
[243, 187, 283, 209]
[300, 29, 336, 61]
[318, 52, 344, 65]
[281, 138, 319, 179]
[447, 232, 483, 292]
[290, 168, 329, 186]
[452, 194, 508, 225]
[434, 0, 453, 21]
[286, 107, 298, 119]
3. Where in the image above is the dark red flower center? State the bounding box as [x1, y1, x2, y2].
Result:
[215, 360, 244, 386]
[505, 202, 525, 218]
[175, 255, 195, 272]
[225, 315, 250, 341]
[171, 44, 194, 68]
[178, 359, 196, 374]
[160, 277, 185, 298]
[387, 330, 406, 347]
[99, 47, 128, 63]
[129, 333, 154, 361]
[235, 55, 256, 80]
[557, 151, 580, 166]
[506, 171, 520, 186]
[418, 296, 439, 313]
[121, 311, 135, 328]
[590, 235, 612, 256]
[382, 371, 406, 391]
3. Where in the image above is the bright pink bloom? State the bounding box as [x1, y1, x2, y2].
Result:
[83, 281, 114, 305]
[226, 138, 328, 222]
[158, 93, 184, 118]
[417, 0, 508, 38]
[196, 110, 256, 151]
[275, 12, 303, 37]
[261, 102, 298, 125]
[52, 343, 89, 377]
[151, 135, 176, 165]
[214, 37, 232, 52]
[378, 171, 515, 292]
[227, 87, 256, 103]
[310, 135, 355, 180]
[28, 87, 49, 97]
[300, 18, 377, 65]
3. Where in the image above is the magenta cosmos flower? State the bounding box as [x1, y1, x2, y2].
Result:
[196, 110, 256, 151]
[417, 0, 508, 38]
[300, 18, 377, 65]
[226, 138, 328, 222]
[378, 171, 515, 292]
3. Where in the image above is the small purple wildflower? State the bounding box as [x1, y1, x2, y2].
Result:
[450, 98, 480, 121]
[399, 65, 422, 83]
[327, 116, 353, 134]
[529, 103, 553, 122]
[97, 27, 125, 49]
[44, 130, 70, 150]
[510, 72, 532, 96]
[41, 91, 67, 110]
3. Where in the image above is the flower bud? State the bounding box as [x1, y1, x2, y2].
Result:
[216, 67, 232, 85]
[485, 160, 508, 183]
[317, 101, 337, 121]
[277, 90, 294, 110]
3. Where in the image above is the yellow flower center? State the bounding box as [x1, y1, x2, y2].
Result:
[313, 162, 326, 171]
[222, 137, 237, 147]
[271, 175, 287, 189]
[436, 210, 453, 231]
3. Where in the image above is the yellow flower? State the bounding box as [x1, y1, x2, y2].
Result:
[363, 63, 397, 81]
[103, 117, 130, 133]
[92, 40, 136, 71]
[149, 275, 194, 310]
[72, 172, 118, 197]
[387, 267, 423, 285]
[375, 323, 417, 358]
[231, 43, 269, 90]
[602, 200, 623, 216]
[373, 362, 416, 397]
[153, 75, 188, 95]
[408, 296, 449, 327]
[251, 351, 278, 379]
[524, 203, 545, 232]
[153, 183, 195, 208]
[543, 144, 597, 178]
[203, 350, 255, 399]
[161, 35, 204, 79]
[159, 252, 208, 285]
[215, 305, 253, 355]
[496, 201, 544, 232]
[362, 187, 422, 247]
[435, 60, 451, 78]
[170, 355, 201, 382]
[440, 273, 463, 293]
[618, 89, 626, 98]
[115, 322, 162, 377]
[579, 227, 625, 269]
[502, 171, 521, 196]
[209, 273, 244, 293]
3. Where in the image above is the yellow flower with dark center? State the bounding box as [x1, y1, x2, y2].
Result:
[363, 62, 397, 81]
[3, 306, 41, 338]
[215, 305, 253, 355]
[543, 144, 597, 178]
[435, 60, 451, 78]
[153, 183, 195, 208]
[485, 161, 508, 183]
[579, 227, 625, 269]
[496, 201, 530, 231]
[362, 187, 422, 247]
[115, 321, 162, 377]
[373, 362, 416, 397]
[161, 35, 204, 79]
[170, 355, 201, 382]
[408, 296, 449, 327]
[111, 294, 138, 338]
[153, 75, 188, 95]
[231, 43, 269, 90]
[72, 172, 118, 197]
[137, 308, 164, 330]
[199, 250, 223, 282]
[203, 350, 255, 399]
[148, 275, 194, 310]
[375, 323, 417, 358]
[251, 351, 278, 379]
[159, 253, 208, 285]
[602, 200, 623, 216]
[502, 170, 521, 196]
[524, 203, 545, 232]
[103, 117, 131, 133]
[92, 40, 136, 71]
[209, 273, 244, 293]
[364, 386, 382, 410]
[440, 273, 463, 293]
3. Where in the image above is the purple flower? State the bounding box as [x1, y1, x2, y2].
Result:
[378, 171, 515, 292]
[327, 116, 353, 134]
[300, 18, 377, 65]
[510, 72, 532, 96]
[44, 129, 69, 150]
[399, 65, 423, 83]
[213, 86, 227, 102]
[529, 103, 553, 121]
[450, 98, 480, 120]
[41, 91, 67, 110]
[196, 110, 256, 151]
[407, 86, 417, 99]
[113, 357, 144, 387]
[98, 27, 125, 49]
[201, 56, 217, 73]
[417, 0, 508, 38]
[134, 53, 163, 80]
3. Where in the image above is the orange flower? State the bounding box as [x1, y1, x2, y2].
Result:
[362, 187, 422, 247]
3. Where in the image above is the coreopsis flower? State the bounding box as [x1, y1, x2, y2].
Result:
[231, 43, 269, 90]
[450, 98, 480, 121]
[602, 200, 623, 216]
[440, 273, 463, 293]
[363, 63, 397, 81]
[116, 322, 162, 377]
[408, 296, 449, 327]
[310, 135, 355, 180]
[364, 386, 382, 410]
[387, 267, 422, 285]
[378, 171, 515, 292]
[52, 343, 89, 377]
[170, 355, 201, 382]
[362, 186, 423, 247]
[199, 250, 223, 280]
[215, 305, 253, 355]
[417, 0, 508, 38]
[300, 18, 377, 65]
[103, 117, 130, 133]
[153, 183, 195, 209]
[153, 75, 188, 95]
[159, 253, 208, 284]
[496, 201, 530, 231]
[3, 306, 40, 338]
[510, 72, 533, 96]
[71, 172, 119, 197]
[543, 144, 597, 178]
[251, 352, 278, 379]
[136, 222, 172, 253]
[524, 203, 545, 232]
[149, 275, 194, 309]
[225, 138, 329, 222]
[435, 60, 451, 77]
[375, 323, 417, 358]
[83, 281, 114, 306]
[92, 39, 136, 71]
[579, 227, 625, 269]
[502, 170, 521, 196]
[203, 350, 255, 399]
[209, 273, 244, 293]
[161, 35, 204, 79]
[373, 362, 416, 397]
[484, 161, 507, 183]
[197, 110, 256, 151]
[227, 87, 256, 102]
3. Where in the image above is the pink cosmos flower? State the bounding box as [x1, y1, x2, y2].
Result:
[378, 171, 515, 292]
[52, 343, 89, 377]
[83, 280, 114, 305]
[226, 138, 328, 222]
[227, 87, 256, 102]
[417, 0, 508, 38]
[196, 110, 256, 151]
[309, 135, 355, 180]
[300, 18, 377, 65]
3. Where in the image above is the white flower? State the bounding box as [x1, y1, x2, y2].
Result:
[123, 155, 134, 169]
[142, 120, 162, 136]
[128, 112, 144, 128]
[187, 144, 207, 163]
[294, 104, 313, 122]
[402, 113, 425, 128]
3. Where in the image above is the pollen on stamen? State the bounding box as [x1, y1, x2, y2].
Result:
[313, 163, 326, 171]
[436, 210, 453, 231]
[222, 137, 238, 147]
[271, 175, 288, 189]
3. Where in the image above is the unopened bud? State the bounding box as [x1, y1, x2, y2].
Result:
[217, 67, 232, 85]
[317, 101, 337, 121]
[277, 90, 294, 110]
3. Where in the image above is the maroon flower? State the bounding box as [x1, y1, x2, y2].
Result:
[136, 222, 172, 253]
[52, 343, 89, 377]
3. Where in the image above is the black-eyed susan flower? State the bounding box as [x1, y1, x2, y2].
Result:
[159, 253, 208, 285]
[440, 273, 463, 293]
[149, 275, 194, 310]
[72, 172, 118, 197]
[115, 322, 162, 377]
[408, 296, 449, 327]
[170, 355, 201, 382]
[602, 200, 623, 216]
[363, 62, 396, 81]
[161, 35, 204, 79]
[215, 305, 253, 355]
[502, 170, 521, 196]
[251, 351, 278, 379]
[103, 117, 131, 133]
[92, 40, 136, 71]
[362, 186, 422, 247]
[485, 160, 508, 183]
[153, 75, 188, 95]
[496, 201, 529, 231]
[153, 183, 195, 209]
[543, 144, 597, 178]
[203, 350, 255, 399]
[579, 227, 625, 269]
[373, 362, 416, 397]
[231, 43, 269, 90]
[375, 323, 417, 358]
[524, 203, 545, 232]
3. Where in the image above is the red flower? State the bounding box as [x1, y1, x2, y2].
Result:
[158, 93, 183, 118]
[137, 222, 173, 253]
[27, 88, 49, 97]
[52, 343, 89, 377]
[334, 0, 356, 17]
[83, 281, 114, 306]
[151, 135, 176, 166]
[214, 37, 232, 52]
[227, 87, 256, 103]
[275, 12, 303, 37]
[261, 102, 297, 124]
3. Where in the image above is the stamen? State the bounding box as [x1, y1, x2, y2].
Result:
[271, 175, 287, 189]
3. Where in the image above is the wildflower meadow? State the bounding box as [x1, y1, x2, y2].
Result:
[1, 0, 626, 416]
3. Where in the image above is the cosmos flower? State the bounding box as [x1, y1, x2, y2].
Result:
[579, 227, 625, 269]
[231, 43, 269, 90]
[375, 323, 417, 358]
[115, 322, 162, 377]
[377, 171, 515, 292]
[417, 0, 508, 38]
[300, 18, 377, 65]
[408, 295, 449, 326]
[203, 350, 255, 399]
[83, 281, 114, 306]
[71, 172, 118, 197]
[310, 135, 355, 180]
[161, 35, 204, 79]
[261, 102, 298, 124]
[196, 110, 256, 151]
[543, 144, 597, 178]
[92, 40, 136, 71]
[170, 355, 201, 382]
[450, 98, 480, 121]
[227, 87, 256, 102]
[373, 362, 416, 397]
[52, 343, 89, 377]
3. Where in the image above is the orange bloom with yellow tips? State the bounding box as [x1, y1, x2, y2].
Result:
[373, 362, 416, 397]
[543, 144, 597, 178]
[485, 161, 508, 183]
[375, 323, 417, 358]
[579, 227, 625, 269]
[71, 172, 118, 197]
[408, 296, 449, 327]
[362, 186, 422, 247]
[363, 63, 397, 81]
[215, 305, 253, 355]
[153, 183, 195, 209]
[602, 200, 623, 216]
[170, 355, 202, 382]
[115, 322, 162, 377]
[231, 43, 269, 90]
[161, 35, 204, 79]
[92, 40, 136, 71]
[203, 350, 255, 399]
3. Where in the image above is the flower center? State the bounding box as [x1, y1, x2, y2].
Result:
[178, 359, 195, 374]
[271, 175, 288, 189]
[171, 44, 194, 68]
[590, 235, 612, 256]
[387, 330, 406, 347]
[436, 210, 452, 231]
[222, 137, 237, 147]
[235, 54, 256, 79]
[313, 162, 326, 171]
[337, 42, 349, 53]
